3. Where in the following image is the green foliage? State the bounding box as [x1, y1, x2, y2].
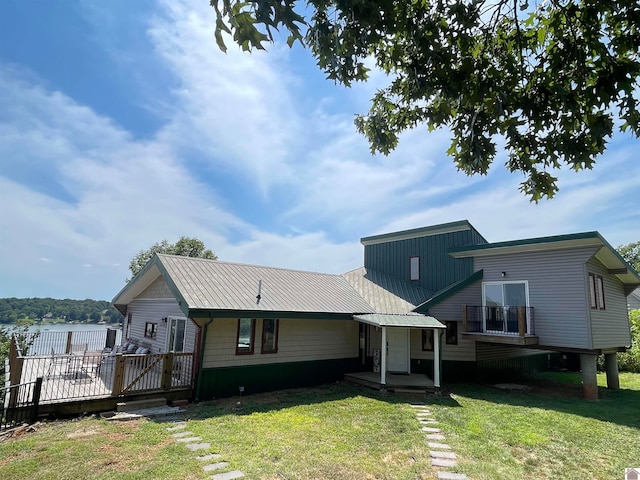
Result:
[0, 320, 39, 384]
[0, 298, 122, 325]
[618, 309, 640, 372]
[211, 0, 640, 201]
[617, 240, 640, 271]
[128, 236, 218, 279]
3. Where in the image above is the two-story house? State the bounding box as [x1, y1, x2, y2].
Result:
[112, 220, 639, 400]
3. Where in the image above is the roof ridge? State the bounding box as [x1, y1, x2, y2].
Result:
[156, 253, 345, 278]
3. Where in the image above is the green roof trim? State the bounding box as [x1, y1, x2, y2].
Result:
[448, 231, 601, 255]
[360, 219, 487, 246]
[414, 269, 484, 313]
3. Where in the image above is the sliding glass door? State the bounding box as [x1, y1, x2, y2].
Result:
[482, 282, 529, 334]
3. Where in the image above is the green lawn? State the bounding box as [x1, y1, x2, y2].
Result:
[0, 373, 638, 480]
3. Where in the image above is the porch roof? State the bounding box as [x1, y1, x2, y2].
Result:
[354, 313, 445, 329]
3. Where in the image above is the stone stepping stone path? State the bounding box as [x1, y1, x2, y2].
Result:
[409, 403, 469, 480]
[166, 421, 245, 479]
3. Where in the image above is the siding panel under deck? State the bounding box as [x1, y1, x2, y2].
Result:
[201, 318, 359, 369]
[474, 246, 598, 350]
[587, 257, 632, 349]
[127, 298, 197, 354]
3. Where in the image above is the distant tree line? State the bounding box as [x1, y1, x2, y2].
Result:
[0, 298, 123, 324]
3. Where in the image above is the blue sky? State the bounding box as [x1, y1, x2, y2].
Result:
[1, 1, 639, 301]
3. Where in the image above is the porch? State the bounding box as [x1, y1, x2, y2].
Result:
[462, 305, 539, 346]
[5, 330, 194, 417]
[344, 372, 435, 392]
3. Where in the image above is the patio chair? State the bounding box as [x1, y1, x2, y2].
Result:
[46, 348, 70, 377]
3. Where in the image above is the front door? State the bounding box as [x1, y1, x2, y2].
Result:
[386, 328, 409, 373]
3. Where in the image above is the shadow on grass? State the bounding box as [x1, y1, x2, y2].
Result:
[151, 381, 461, 424]
[440, 375, 640, 430]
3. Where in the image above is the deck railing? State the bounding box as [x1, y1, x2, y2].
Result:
[8, 334, 194, 405]
[1, 378, 43, 432]
[21, 329, 122, 356]
[463, 306, 534, 336]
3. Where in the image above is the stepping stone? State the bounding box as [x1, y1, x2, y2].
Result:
[437, 473, 469, 480]
[428, 442, 451, 450]
[426, 433, 446, 441]
[416, 412, 432, 417]
[210, 471, 245, 480]
[172, 431, 194, 438]
[197, 454, 222, 462]
[430, 450, 457, 459]
[167, 424, 187, 431]
[409, 404, 426, 408]
[422, 426, 441, 433]
[418, 419, 438, 424]
[186, 442, 210, 451]
[432, 458, 457, 467]
[203, 462, 229, 472]
[177, 436, 202, 443]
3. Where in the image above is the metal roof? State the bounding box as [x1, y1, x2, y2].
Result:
[415, 269, 484, 313]
[354, 313, 445, 329]
[115, 254, 376, 316]
[342, 267, 431, 314]
[360, 219, 487, 246]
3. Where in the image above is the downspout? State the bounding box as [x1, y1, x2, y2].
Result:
[194, 315, 214, 401]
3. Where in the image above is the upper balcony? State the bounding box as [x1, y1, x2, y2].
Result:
[462, 305, 539, 346]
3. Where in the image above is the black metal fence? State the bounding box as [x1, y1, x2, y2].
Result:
[464, 306, 534, 335]
[0, 377, 43, 432]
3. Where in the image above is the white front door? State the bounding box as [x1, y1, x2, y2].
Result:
[386, 328, 409, 373]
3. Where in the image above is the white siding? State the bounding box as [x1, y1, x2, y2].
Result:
[137, 276, 174, 299]
[587, 258, 632, 349]
[127, 298, 198, 354]
[200, 318, 358, 369]
[475, 246, 598, 349]
[410, 328, 476, 362]
[476, 343, 544, 361]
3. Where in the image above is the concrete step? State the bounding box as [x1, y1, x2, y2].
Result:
[117, 397, 167, 412]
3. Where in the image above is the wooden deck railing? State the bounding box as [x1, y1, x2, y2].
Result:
[462, 305, 534, 336]
[8, 333, 194, 405]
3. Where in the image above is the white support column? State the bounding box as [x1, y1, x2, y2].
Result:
[380, 326, 387, 388]
[433, 329, 441, 388]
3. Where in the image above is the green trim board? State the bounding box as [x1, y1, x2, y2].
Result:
[414, 269, 483, 313]
[360, 220, 487, 246]
[189, 310, 355, 322]
[197, 358, 360, 399]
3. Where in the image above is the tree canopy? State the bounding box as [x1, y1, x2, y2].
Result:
[618, 240, 640, 272]
[211, 0, 640, 201]
[128, 236, 218, 279]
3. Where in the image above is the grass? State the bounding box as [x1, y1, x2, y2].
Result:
[1, 373, 638, 480]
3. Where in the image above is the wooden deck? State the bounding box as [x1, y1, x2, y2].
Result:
[344, 372, 435, 392]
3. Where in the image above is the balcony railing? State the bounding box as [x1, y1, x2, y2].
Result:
[463, 306, 534, 337]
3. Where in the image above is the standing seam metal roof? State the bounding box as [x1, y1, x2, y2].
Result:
[157, 254, 375, 314]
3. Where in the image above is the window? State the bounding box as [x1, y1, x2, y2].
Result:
[445, 321, 458, 345]
[261, 319, 279, 354]
[125, 312, 132, 339]
[482, 281, 530, 334]
[236, 318, 255, 355]
[410, 256, 420, 280]
[144, 322, 157, 339]
[588, 273, 606, 310]
[421, 329, 434, 351]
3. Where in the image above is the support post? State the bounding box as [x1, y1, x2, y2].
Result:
[111, 354, 125, 396]
[380, 327, 387, 388]
[580, 354, 598, 400]
[65, 332, 73, 354]
[433, 329, 441, 388]
[604, 353, 620, 390]
[31, 377, 43, 422]
[517, 306, 526, 336]
[162, 352, 175, 391]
